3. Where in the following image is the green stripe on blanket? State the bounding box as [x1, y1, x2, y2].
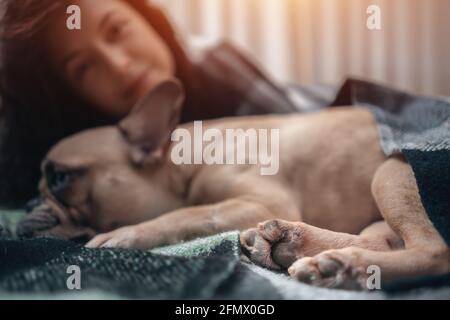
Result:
[0, 209, 26, 238]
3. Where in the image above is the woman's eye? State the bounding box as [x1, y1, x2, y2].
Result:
[74, 62, 91, 81]
[108, 21, 129, 40]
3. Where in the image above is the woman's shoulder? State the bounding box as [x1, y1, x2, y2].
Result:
[184, 35, 297, 116]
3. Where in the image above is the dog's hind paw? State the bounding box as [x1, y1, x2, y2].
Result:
[288, 248, 368, 291]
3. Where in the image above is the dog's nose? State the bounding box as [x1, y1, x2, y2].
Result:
[16, 207, 60, 239]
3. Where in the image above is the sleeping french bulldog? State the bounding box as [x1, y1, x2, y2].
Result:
[18, 79, 449, 290]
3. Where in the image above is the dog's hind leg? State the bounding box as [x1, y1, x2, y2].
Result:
[359, 221, 404, 250]
[240, 219, 401, 270]
[288, 156, 450, 290]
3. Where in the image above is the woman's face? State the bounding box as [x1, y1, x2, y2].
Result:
[46, 0, 176, 117]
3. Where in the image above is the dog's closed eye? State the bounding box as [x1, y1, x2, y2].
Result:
[44, 161, 85, 206]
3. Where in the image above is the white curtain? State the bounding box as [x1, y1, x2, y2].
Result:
[153, 0, 450, 96]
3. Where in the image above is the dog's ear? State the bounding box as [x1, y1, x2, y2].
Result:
[118, 79, 185, 166]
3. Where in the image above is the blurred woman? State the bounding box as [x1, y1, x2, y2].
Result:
[0, 0, 297, 207]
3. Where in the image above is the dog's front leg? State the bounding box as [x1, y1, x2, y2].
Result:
[86, 196, 298, 250]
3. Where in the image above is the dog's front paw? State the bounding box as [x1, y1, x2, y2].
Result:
[85, 225, 145, 249]
[240, 228, 281, 270]
[240, 219, 306, 270]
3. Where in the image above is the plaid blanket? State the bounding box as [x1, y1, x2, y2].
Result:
[1, 224, 449, 299]
[0, 228, 283, 299]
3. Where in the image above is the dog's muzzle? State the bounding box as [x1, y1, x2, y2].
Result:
[16, 197, 60, 238]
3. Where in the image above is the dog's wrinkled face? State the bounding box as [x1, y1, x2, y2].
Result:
[17, 80, 184, 242]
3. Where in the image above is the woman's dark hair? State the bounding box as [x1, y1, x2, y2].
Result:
[0, 0, 196, 207]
